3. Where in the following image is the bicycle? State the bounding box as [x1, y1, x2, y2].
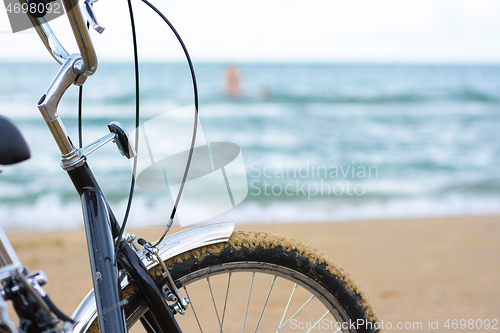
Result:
[0, 0, 379, 332]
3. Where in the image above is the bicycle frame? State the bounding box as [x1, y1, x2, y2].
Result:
[21, 1, 235, 332]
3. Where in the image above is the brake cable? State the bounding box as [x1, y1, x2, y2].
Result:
[78, 86, 83, 148]
[78, 22, 90, 149]
[113, 0, 141, 259]
[116, 0, 200, 251]
[140, 0, 200, 246]
[77, 0, 199, 254]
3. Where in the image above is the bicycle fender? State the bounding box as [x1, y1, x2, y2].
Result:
[71, 221, 235, 333]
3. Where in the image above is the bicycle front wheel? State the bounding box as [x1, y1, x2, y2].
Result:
[93, 231, 379, 333]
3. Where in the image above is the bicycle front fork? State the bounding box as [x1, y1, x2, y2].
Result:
[81, 187, 181, 333]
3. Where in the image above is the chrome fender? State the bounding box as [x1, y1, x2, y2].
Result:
[71, 221, 235, 333]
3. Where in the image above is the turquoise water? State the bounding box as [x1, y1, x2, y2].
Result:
[1, 62, 499, 230]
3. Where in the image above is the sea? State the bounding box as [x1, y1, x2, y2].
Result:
[0, 62, 499, 230]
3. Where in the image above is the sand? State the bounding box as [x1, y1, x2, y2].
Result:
[6, 215, 500, 330]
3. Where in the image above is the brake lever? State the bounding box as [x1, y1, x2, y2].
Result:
[82, 0, 105, 34]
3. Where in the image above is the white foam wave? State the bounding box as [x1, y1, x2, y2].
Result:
[1, 193, 499, 231]
[209, 194, 500, 224]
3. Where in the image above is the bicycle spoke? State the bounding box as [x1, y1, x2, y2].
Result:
[278, 283, 297, 329]
[207, 277, 223, 332]
[276, 294, 315, 332]
[254, 275, 276, 333]
[242, 272, 255, 333]
[220, 272, 232, 333]
[183, 286, 203, 333]
[306, 310, 330, 333]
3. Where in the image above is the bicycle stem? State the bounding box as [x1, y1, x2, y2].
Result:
[38, 54, 88, 170]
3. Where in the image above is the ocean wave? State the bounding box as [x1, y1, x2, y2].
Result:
[1, 191, 499, 231]
[201, 90, 500, 105]
[2, 62, 500, 230]
[212, 194, 500, 224]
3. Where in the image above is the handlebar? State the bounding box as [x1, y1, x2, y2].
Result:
[63, 0, 98, 75]
[22, 0, 100, 76]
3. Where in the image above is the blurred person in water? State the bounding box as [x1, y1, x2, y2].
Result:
[224, 65, 242, 99]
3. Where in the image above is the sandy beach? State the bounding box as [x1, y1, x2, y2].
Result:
[7, 215, 500, 330]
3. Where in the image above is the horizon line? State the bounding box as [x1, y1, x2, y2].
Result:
[1, 59, 500, 66]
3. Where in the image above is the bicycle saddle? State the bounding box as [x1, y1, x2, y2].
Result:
[0, 115, 30, 165]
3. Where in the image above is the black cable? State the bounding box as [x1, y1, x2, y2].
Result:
[78, 86, 83, 148]
[78, 21, 90, 149]
[114, 0, 140, 258]
[43, 295, 75, 323]
[141, 0, 199, 221]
